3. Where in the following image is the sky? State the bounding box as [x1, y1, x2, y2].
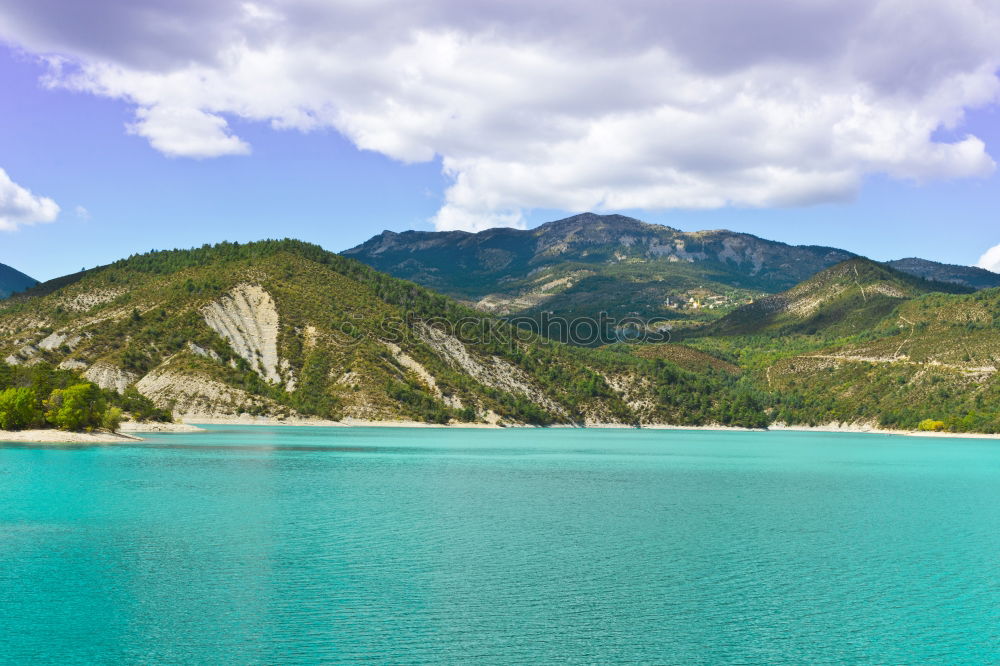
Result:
[1, 0, 999, 282]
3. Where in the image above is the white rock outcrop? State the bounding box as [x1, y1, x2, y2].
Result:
[384, 341, 463, 408]
[187, 341, 221, 361]
[38, 331, 83, 351]
[415, 323, 565, 416]
[5, 344, 39, 366]
[136, 368, 273, 419]
[202, 284, 283, 385]
[84, 363, 139, 393]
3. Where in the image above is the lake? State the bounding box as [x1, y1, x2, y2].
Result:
[2, 426, 999, 663]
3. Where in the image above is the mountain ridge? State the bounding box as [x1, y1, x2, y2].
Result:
[703, 257, 971, 337]
[4, 238, 999, 434]
[344, 213, 858, 326]
[0, 263, 38, 299]
[344, 213, 989, 327]
[885, 257, 1000, 290]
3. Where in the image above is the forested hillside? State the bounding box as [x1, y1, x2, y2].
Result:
[4, 238, 998, 434]
[683, 265, 1000, 433]
[0, 240, 769, 428]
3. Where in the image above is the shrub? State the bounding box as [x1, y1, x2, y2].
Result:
[0, 387, 42, 430]
[45, 383, 107, 432]
[917, 418, 946, 432]
[101, 407, 124, 432]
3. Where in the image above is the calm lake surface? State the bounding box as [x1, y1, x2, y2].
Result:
[2, 426, 999, 663]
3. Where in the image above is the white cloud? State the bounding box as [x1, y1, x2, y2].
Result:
[127, 106, 250, 158]
[0, 168, 60, 231]
[2, 0, 1000, 229]
[74, 204, 90, 219]
[977, 243, 1000, 273]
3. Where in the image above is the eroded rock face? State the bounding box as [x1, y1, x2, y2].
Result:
[38, 331, 83, 351]
[384, 341, 463, 409]
[187, 341, 221, 361]
[84, 363, 139, 393]
[415, 323, 566, 416]
[136, 368, 273, 419]
[4, 343, 38, 366]
[202, 284, 282, 385]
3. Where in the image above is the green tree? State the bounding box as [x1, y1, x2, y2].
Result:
[0, 387, 42, 430]
[101, 407, 123, 432]
[45, 383, 107, 432]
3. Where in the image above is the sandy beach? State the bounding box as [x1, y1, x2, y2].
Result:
[118, 422, 207, 433]
[0, 429, 142, 444]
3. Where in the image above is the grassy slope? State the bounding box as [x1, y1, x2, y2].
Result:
[625, 342, 740, 374]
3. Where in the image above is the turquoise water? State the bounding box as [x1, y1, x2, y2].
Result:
[2, 427, 999, 663]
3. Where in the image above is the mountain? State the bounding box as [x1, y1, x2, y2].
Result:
[886, 258, 1000, 290]
[343, 213, 856, 324]
[760, 286, 1000, 433]
[4, 238, 996, 433]
[678, 260, 1000, 433]
[344, 214, 997, 334]
[0, 263, 37, 299]
[0, 240, 767, 427]
[704, 257, 971, 337]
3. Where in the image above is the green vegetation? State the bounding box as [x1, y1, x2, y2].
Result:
[0, 239, 777, 429]
[45, 383, 109, 432]
[918, 419, 946, 432]
[0, 387, 42, 430]
[0, 361, 171, 432]
[4, 237, 998, 434]
[703, 258, 969, 338]
[674, 265, 1000, 434]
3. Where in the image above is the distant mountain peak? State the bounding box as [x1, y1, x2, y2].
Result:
[0, 262, 38, 299]
[342, 213, 997, 327]
[886, 257, 1000, 290]
[706, 257, 969, 337]
[343, 212, 860, 323]
[532, 212, 682, 237]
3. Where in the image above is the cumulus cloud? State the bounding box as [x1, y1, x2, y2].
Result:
[2, 0, 999, 229]
[977, 244, 1000, 273]
[0, 168, 60, 231]
[128, 106, 250, 158]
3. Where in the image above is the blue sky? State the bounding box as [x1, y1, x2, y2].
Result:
[1, 1, 1000, 281]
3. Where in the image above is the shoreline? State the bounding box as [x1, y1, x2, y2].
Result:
[768, 422, 1000, 439]
[177, 416, 1000, 439]
[0, 421, 201, 444]
[6, 421, 995, 443]
[0, 429, 143, 444]
[118, 422, 207, 433]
